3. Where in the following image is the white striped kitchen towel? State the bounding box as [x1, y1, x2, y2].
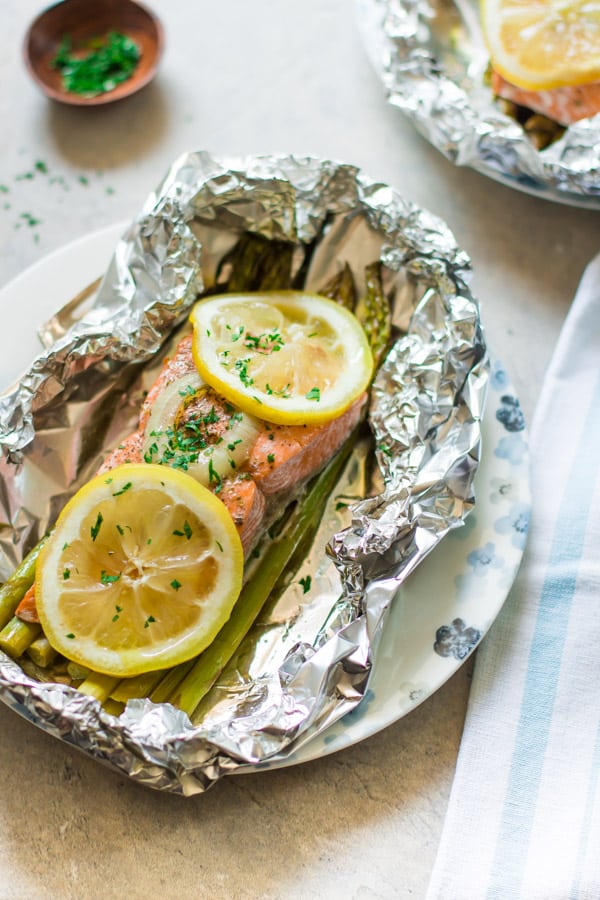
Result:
[426, 252, 600, 900]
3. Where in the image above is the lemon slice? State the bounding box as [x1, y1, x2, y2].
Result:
[481, 0, 600, 90]
[35, 464, 243, 677]
[190, 291, 374, 425]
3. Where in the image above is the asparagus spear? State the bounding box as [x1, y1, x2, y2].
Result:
[26, 635, 58, 668]
[149, 659, 196, 704]
[0, 616, 41, 658]
[357, 261, 392, 367]
[77, 672, 120, 702]
[223, 233, 294, 292]
[0, 536, 47, 631]
[110, 669, 165, 703]
[169, 435, 355, 719]
[103, 698, 125, 717]
[318, 263, 357, 311]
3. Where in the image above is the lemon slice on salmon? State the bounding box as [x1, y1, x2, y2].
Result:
[35, 464, 243, 677]
[481, 0, 600, 91]
[190, 291, 374, 426]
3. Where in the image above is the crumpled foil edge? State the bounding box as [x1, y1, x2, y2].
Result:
[0, 152, 488, 795]
[358, 0, 600, 207]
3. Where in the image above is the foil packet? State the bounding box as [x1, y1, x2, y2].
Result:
[358, 0, 600, 207]
[0, 152, 487, 795]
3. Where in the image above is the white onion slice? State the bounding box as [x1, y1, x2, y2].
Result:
[142, 373, 260, 487]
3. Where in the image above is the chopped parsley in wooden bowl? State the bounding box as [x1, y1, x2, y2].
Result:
[23, 0, 163, 106]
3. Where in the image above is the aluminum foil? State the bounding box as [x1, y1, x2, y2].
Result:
[0, 152, 487, 795]
[358, 0, 600, 207]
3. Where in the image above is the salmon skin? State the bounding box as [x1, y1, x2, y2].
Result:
[492, 70, 600, 127]
[17, 333, 366, 624]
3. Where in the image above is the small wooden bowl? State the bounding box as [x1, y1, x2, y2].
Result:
[23, 0, 164, 106]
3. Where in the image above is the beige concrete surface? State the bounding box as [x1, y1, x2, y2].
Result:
[0, 1, 598, 897]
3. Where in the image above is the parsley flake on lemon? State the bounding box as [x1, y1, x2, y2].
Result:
[189, 291, 374, 426]
[481, 0, 600, 91]
[35, 464, 243, 677]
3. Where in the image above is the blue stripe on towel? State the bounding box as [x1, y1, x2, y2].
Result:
[486, 371, 600, 900]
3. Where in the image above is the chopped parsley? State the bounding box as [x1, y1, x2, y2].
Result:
[170, 579, 182, 591]
[144, 615, 156, 629]
[173, 520, 193, 540]
[63, 568, 70, 580]
[101, 571, 121, 585]
[90, 512, 103, 542]
[112, 481, 132, 496]
[299, 575, 312, 594]
[51, 32, 141, 98]
[65, 633, 75, 639]
[265, 383, 291, 398]
[267, 453, 275, 464]
[234, 358, 254, 387]
[305, 387, 321, 402]
[208, 459, 221, 486]
[243, 330, 284, 353]
[215, 540, 223, 552]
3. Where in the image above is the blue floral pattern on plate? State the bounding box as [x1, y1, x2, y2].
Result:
[258, 358, 531, 770]
[434, 618, 482, 660]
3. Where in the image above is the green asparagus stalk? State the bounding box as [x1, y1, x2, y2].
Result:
[169, 435, 355, 719]
[103, 698, 125, 717]
[357, 261, 392, 367]
[149, 659, 196, 704]
[224, 233, 294, 292]
[0, 616, 41, 658]
[318, 263, 357, 311]
[26, 635, 58, 668]
[0, 536, 48, 631]
[77, 672, 120, 702]
[110, 669, 165, 703]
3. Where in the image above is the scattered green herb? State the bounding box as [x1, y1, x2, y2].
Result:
[144, 615, 156, 628]
[112, 481, 132, 496]
[208, 459, 221, 486]
[20, 212, 41, 227]
[63, 568, 70, 580]
[305, 387, 321, 402]
[101, 571, 121, 585]
[171, 579, 182, 591]
[90, 512, 103, 541]
[65, 633, 75, 639]
[299, 575, 312, 594]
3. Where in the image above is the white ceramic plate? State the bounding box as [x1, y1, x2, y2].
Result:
[0, 224, 530, 768]
[278, 356, 530, 767]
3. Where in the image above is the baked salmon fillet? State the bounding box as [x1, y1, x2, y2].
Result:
[492, 70, 600, 127]
[16, 333, 366, 624]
